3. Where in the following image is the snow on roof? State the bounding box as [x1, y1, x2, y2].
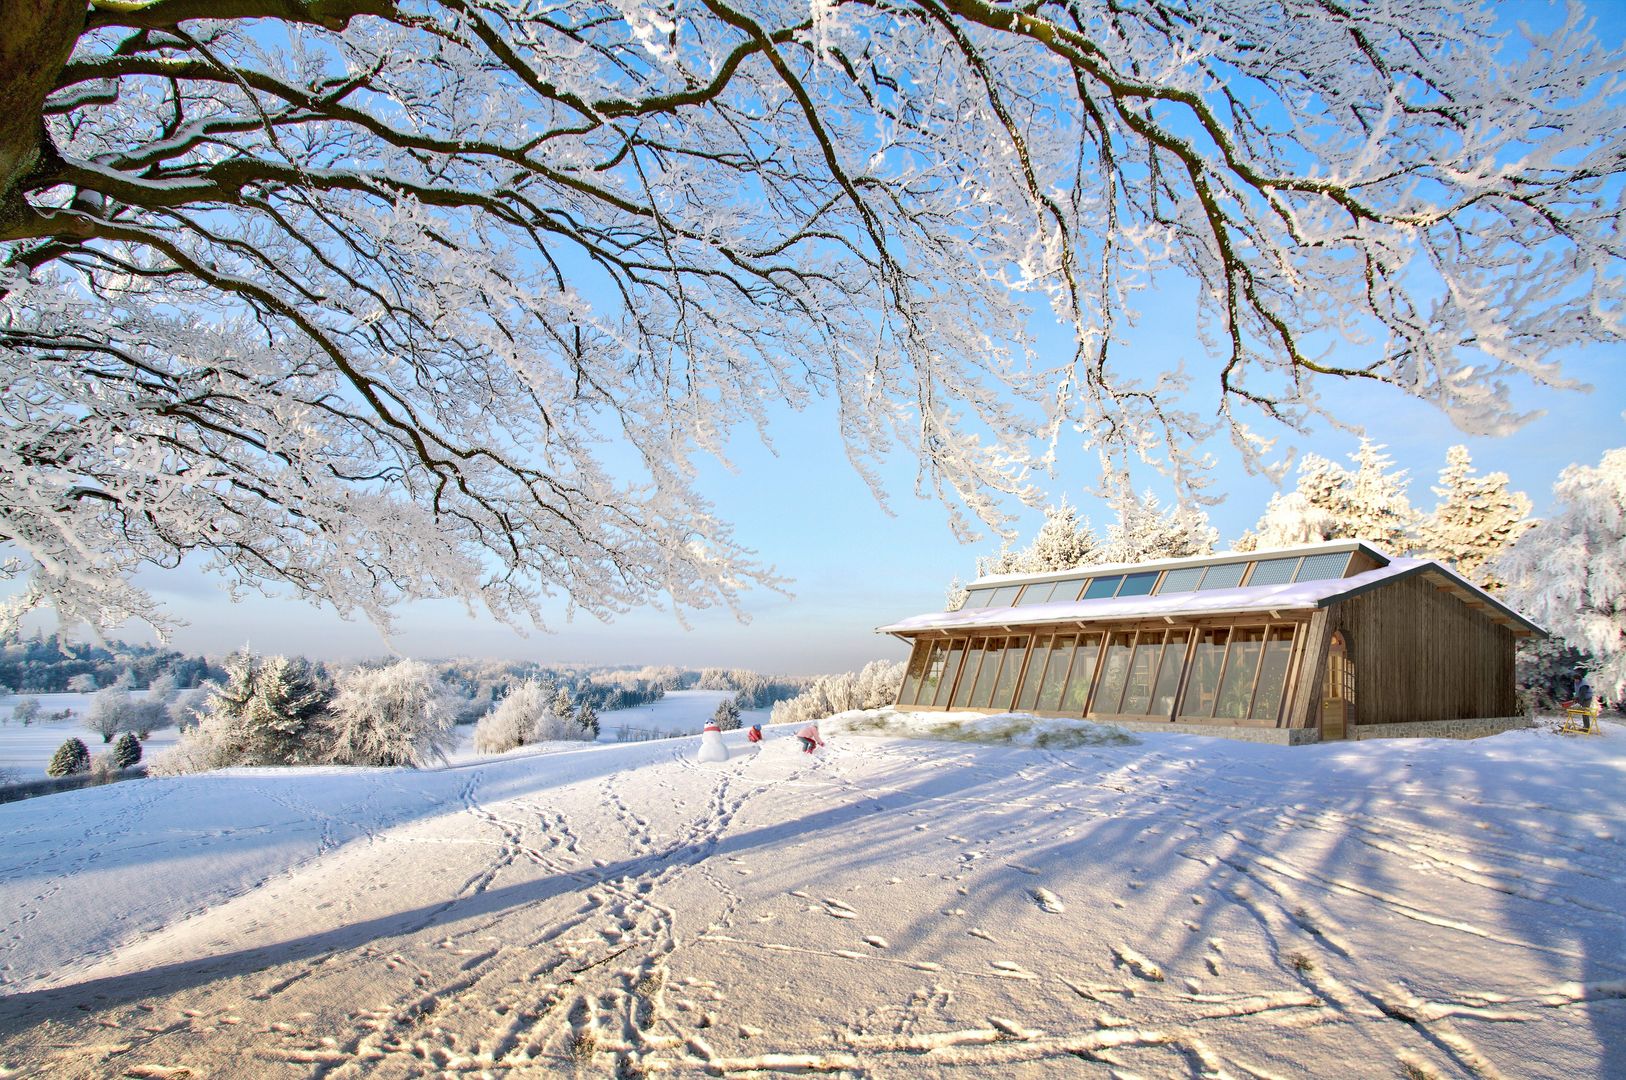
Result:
[879, 557, 1545, 637]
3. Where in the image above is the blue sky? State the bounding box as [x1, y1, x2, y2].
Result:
[32, 0, 1626, 674]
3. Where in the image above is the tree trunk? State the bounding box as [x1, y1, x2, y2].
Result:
[0, 0, 82, 238]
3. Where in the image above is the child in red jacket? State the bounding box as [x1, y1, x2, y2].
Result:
[746, 724, 763, 745]
[796, 722, 824, 754]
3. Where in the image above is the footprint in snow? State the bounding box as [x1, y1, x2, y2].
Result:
[990, 960, 1037, 980]
[968, 928, 995, 942]
[1033, 888, 1064, 914]
[863, 935, 889, 949]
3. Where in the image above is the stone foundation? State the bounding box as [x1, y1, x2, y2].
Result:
[1106, 720, 1322, 746]
[1349, 715, 1533, 741]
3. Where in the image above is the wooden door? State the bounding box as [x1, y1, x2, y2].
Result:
[1321, 631, 1352, 740]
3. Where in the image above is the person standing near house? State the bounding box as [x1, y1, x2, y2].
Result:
[796, 722, 824, 754]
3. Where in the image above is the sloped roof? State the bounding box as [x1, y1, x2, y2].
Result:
[879, 556, 1545, 638]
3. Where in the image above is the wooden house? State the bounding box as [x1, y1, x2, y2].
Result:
[879, 541, 1543, 743]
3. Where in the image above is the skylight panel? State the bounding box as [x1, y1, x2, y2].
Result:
[1082, 575, 1123, 599]
[1196, 562, 1247, 590]
[1295, 552, 1353, 582]
[1116, 571, 1159, 597]
[1014, 581, 1057, 605]
[1156, 567, 1204, 594]
[989, 584, 1023, 606]
[1245, 557, 1300, 587]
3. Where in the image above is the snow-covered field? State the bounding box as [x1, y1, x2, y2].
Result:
[0, 694, 182, 778]
[1, 714, 1622, 1078]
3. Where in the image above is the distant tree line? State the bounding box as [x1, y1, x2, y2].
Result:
[0, 633, 223, 694]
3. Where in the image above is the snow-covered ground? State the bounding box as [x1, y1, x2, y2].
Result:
[0, 693, 182, 778]
[1, 713, 1622, 1078]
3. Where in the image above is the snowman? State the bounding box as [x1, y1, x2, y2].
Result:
[697, 720, 728, 763]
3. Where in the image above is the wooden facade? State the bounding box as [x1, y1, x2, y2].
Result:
[883, 542, 1539, 741]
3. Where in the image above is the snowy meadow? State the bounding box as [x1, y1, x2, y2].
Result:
[0, 711, 1622, 1077]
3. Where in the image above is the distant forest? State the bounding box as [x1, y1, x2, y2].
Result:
[0, 634, 223, 694]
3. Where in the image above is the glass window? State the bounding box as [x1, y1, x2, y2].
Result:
[951, 638, 989, 707]
[1014, 582, 1056, 606]
[1091, 631, 1136, 713]
[988, 585, 1022, 607]
[1119, 633, 1163, 714]
[1036, 634, 1076, 711]
[1246, 557, 1300, 587]
[1179, 629, 1229, 717]
[1295, 552, 1352, 582]
[969, 637, 1005, 708]
[961, 587, 996, 609]
[1150, 629, 1190, 717]
[1215, 627, 1266, 719]
[1198, 562, 1248, 590]
[1015, 636, 1052, 711]
[933, 640, 967, 707]
[898, 640, 932, 705]
[1117, 571, 1159, 597]
[1157, 567, 1204, 594]
[992, 636, 1029, 709]
[1061, 633, 1102, 713]
[1083, 575, 1123, 600]
[1054, 577, 1089, 602]
[1250, 626, 1297, 721]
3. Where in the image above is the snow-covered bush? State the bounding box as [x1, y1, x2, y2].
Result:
[771, 661, 906, 726]
[87, 688, 133, 743]
[575, 701, 600, 741]
[474, 677, 588, 754]
[11, 697, 40, 726]
[46, 738, 90, 777]
[326, 660, 456, 768]
[712, 698, 742, 731]
[112, 731, 142, 769]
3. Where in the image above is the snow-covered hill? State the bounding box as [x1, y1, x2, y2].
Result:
[1, 716, 1622, 1077]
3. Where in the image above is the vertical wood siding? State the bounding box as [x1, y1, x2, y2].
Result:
[1331, 575, 1516, 724]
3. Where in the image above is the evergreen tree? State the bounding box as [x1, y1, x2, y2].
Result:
[112, 731, 142, 769]
[711, 698, 743, 732]
[1099, 485, 1217, 564]
[576, 700, 601, 740]
[551, 685, 576, 725]
[1497, 447, 1626, 699]
[1342, 441, 1418, 554]
[1417, 446, 1534, 591]
[1252, 440, 1417, 553]
[973, 498, 1102, 579]
[245, 656, 334, 764]
[47, 737, 90, 777]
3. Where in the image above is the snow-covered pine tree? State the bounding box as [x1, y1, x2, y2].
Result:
[1342, 441, 1419, 554]
[1250, 490, 1339, 548]
[972, 498, 1103, 579]
[1099, 485, 1217, 564]
[1497, 447, 1626, 699]
[551, 685, 576, 726]
[47, 737, 90, 777]
[575, 700, 600, 741]
[711, 698, 742, 732]
[944, 577, 970, 612]
[244, 656, 334, 764]
[112, 731, 142, 769]
[1416, 446, 1534, 591]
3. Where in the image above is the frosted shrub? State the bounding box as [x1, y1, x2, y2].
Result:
[12, 697, 41, 726]
[771, 661, 906, 726]
[87, 688, 134, 743]
[474, 677, 588, 754]
[712, 699, 742, 731]
[327, 660, 456, 768]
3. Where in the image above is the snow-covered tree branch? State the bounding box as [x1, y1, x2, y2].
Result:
[3, 1, 1622, 634]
